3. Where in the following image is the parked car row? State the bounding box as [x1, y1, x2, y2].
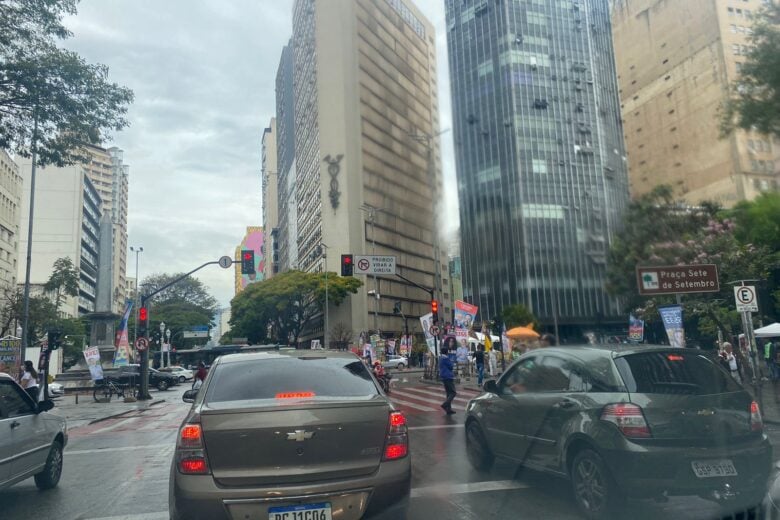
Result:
[106, 364, 181, 391]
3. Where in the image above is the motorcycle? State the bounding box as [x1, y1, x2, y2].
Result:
[374, 369, 392, 394]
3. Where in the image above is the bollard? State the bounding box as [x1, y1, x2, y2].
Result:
[75, 393, 78, 405]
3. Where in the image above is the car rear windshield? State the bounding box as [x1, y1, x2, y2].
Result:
[615, 352, 742, 395]
[204, 356, 378, 403]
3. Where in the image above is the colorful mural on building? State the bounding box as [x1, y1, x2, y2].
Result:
[235, 226, 265, 294]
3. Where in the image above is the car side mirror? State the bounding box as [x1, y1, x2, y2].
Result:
[37, 400, 54, 413]
[182, 389, 198, 403]
[483, 380, 498, 394]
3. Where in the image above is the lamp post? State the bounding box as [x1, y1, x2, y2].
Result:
[359, 204, 386, 334]
[159, 321, 166, 369]
[130, 246, 143, 343]
[20, 102, 41, 362]
[316, 243, 329, 350]
[165, 328, 171, 367]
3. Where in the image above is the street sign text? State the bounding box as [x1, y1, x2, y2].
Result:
[636, 264, 719, 296]
[354, 255, 397, 275]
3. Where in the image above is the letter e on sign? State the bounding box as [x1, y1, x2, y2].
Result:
[734, 286, 758, 313]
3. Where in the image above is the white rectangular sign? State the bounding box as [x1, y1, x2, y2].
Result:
[354, 255, 397, 275]
[734, 285, 759, 313]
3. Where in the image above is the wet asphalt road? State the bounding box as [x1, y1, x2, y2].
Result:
[0, 373, 773, 520]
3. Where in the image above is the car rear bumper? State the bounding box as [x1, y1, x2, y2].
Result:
[170, 457, 411, 520]
[602, 435, 772, 502]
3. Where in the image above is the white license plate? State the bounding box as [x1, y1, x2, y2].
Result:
[691, 459, 738, 478]
[268, 502, 332, 520]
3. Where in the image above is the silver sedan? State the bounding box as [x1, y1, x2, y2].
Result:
[382, 355, 409, 370]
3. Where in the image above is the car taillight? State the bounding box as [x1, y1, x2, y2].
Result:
[601, 403, 651, 438]
[383, 411, 408, 461]
[176, 421, 210, 474]
[750, 401, 763, 432]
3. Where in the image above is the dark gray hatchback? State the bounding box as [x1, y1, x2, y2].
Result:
[464, 345, 771, 519]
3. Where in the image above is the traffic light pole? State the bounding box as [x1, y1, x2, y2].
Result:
[137, 259, 227, 400]
[394, 272, 439, 378]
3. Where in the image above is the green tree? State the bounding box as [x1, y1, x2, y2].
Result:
[56, 317, 86, 369]
[44, 256, 79, 312]
[0, 0, 134, 166]
[500, 304, 539, 329]
[721, 4, 780, 138]
[230, 271, 362, 345]
[729, 192, 780, 251]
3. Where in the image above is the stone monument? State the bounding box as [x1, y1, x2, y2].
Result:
[86, 213, 120, 367]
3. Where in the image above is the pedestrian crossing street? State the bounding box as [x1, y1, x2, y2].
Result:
[388, 383, 481, 414]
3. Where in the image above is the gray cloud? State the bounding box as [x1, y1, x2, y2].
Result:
[63, 0, 458, 307]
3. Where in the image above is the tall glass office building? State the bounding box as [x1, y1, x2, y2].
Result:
[445, 0, 630, 333]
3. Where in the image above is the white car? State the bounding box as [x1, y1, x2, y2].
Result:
[0, 373, 67, 491]
[382, 355, 409, 370]
[48, 382, 64, 396]
[163, 366, 194, 383]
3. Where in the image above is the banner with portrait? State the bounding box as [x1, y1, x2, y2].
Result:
[453, 300, 478, 330]
[659, 305, 685, 348]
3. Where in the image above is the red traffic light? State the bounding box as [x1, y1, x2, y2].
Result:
[243, 252, 252, 261]
[139, 307, 148, 322]
[344, 256, 352, 264]
[431, 300, 439, 313]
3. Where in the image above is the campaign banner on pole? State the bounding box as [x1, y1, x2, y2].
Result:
[0, 336, 21, 375]
[387, 339, 396, 355]
[659, 305, 685, 348]
[420, 312, 435, 354]
[454, 301, 478, 330]
[83, 346, 104, 381]
[114, 300, 133, 366]
[628, 315, 644, 343]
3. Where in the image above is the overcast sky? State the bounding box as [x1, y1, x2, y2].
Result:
[62, 0, 458, 308]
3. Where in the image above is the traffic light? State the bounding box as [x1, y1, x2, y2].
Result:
[431, 299, 439, 322]
[241, 250, 255, 275]
[139, 306, 148, 337]
[47, 330, 62, 351]
[341, 254, 354, 276]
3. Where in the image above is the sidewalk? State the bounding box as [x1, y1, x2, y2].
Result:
[50, 392, 167, 429]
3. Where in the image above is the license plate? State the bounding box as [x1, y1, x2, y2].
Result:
[691, 459, 738, 478]
[268, 502, 332, 520]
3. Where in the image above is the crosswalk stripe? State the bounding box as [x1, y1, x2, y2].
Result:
[402, 387, 473, 404]
[388, 396, 438, 412]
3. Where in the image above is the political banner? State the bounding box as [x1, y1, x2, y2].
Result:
[659, 305, 685, 348]
[628, 314, 644, 343]
[419, 312, 436, 354]
[0, 336, 21, 375]
[387, 339, 396, 355]
[399, 335, 409, 356]
[454, 300, 478, 330]
[83, 346, 104, 381]
[114, 300, 133, 366]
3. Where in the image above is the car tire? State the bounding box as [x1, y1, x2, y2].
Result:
[570, 449, 623, 520]
[34, 440, 63, 490]
[465, 421, 494, 472]
[179, 376, 186, 383]
[157, 380, 169, 391]
[397, 363, 405, 370]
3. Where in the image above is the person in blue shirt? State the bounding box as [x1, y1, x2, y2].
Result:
[439, 346, 457, 415]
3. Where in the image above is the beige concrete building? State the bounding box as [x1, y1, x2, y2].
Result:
[261, 119, 279, 279]
[612, 0, 778, 206]
[288, 0, 448, 344]
[0, 151, 22, 292]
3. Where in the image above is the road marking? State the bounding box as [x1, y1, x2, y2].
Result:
[85, 480, 531, 519]
[409, 424, 462, 430]
[410, 479, 529, 498]
[66, 443, 171, 455]
[388, 396, 438, 412]
[91, 417, 140, 434]
[402, 386, 472, 404]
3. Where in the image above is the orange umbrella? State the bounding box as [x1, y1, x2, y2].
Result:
[506, 326, 540, 340]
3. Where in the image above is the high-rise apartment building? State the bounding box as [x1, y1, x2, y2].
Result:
[0, 150, 22, 291]
[285, 0, 447, 342]
[445, 0, 630, 333]
[18, 159, 103, 317]
[612, 0, 778, 205]
[262, 119, 279, 280]
[276, 41, 297, 274]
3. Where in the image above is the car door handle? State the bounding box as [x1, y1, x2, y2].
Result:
[553, 400, 576, 410]
[10, 420, 20, 429]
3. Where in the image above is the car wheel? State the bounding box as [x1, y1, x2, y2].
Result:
[34, 440, 63, 490]
[157, 380, 169, 391]
[179, 376, 186, 383]
[397, 363, 405, 370]
[571, 449, 623, 520]
[465, 421, 494, 472]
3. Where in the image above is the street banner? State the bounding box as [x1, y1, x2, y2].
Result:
[311, 339, 321, 350]
[0, 336, 21, 375]
[455, 328, 468, 348]
[659, 305, 685, 348]
[114, 300, 133, 366]
[420, 312, 435, 354]
[628, 314, 644, 343]
[387, 339, 396, 355]
[399, 335, 409, 356]
[83, 346, 104, 381]
[454, 300, 478, 330]
[484, 333, 493, 352]
[363, 343, 375, 362]
[501, 323, 510, 353]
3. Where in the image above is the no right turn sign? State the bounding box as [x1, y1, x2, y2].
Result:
[734, 285, 758, 313]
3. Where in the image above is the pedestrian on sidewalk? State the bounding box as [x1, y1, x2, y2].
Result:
[488, 348, 497, 377]
[474, 344, 485, 387]
[764, 340, 778, 380]
[20, 360, 39, 402]
[721, 343, 742, 384]
[439, 347, 456, 415]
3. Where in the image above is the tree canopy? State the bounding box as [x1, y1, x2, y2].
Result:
[44, 256, 79, 312]
[500, 304, 539, 330]
[230, 270, 362, 345]
[721, 3, 780, 138]
[0, 0, 134, 166]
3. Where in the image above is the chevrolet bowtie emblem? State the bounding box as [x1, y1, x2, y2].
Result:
[287, 430, 315, 442]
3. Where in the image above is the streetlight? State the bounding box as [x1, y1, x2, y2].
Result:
[315, 243, 329, 349]
[20, 101, 41, 362]
[159, 321, 166, 369]
[130, 246, 143, 344]
[165, 328, 171, 367]
[367, 290, 380, 335]
[359, 204, 386, 334]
